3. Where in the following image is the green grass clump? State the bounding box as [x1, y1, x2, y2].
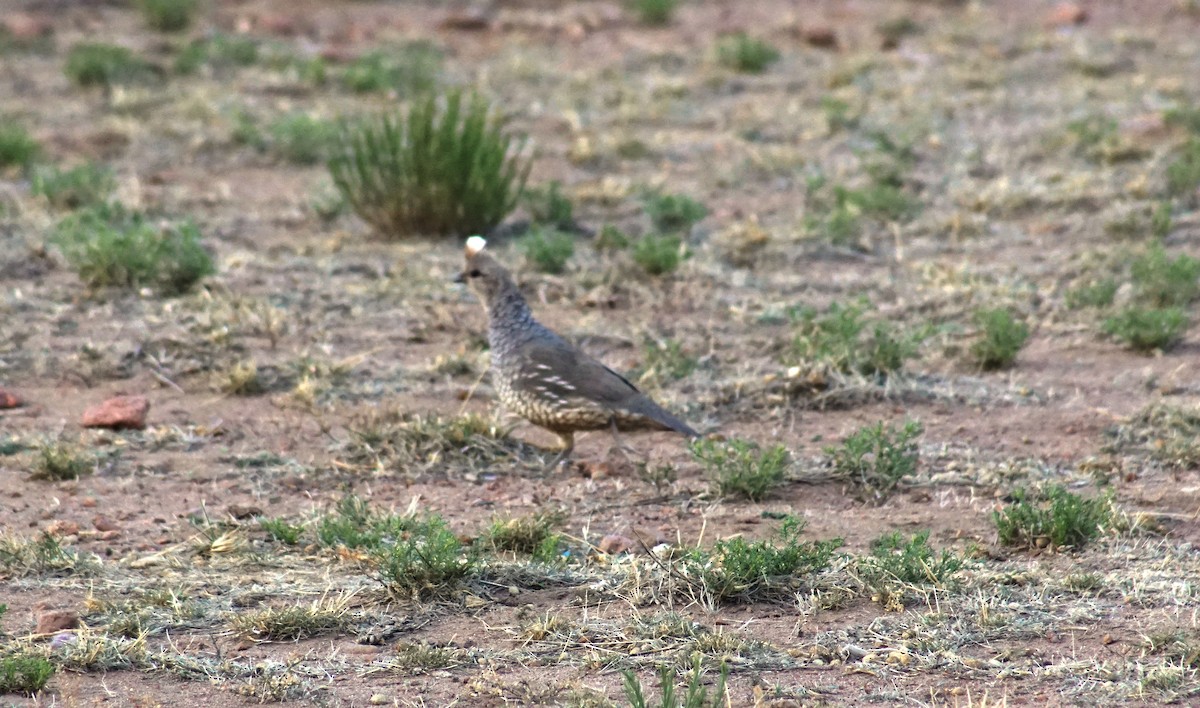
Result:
[31, 439, 92, 480]
[315, 495, 413, 550]
[139, 0, 197, 32]
[329, 90, 530, 239]
[640, 337, 697, 382]
[1130, 243, 1200, 307]
[627, 0, 678, 25]
[31, 163, 114, 209]
[643, 192, 707, 233]
[65, 43, 156, 87]
[788, 300, 926, 377]
[716, 33, 780, 73]
[690, 438, 788, 501]
[1166, 137, 1200, 200]
[0, 532, 99, 577]
[632, 233, 684, 276]
[518, 227, 575, 274]
[174, 34, 259, 74]
[523, 180, 574, 230]
[693, 517, 841, 604]
[1065, 279, 1118, 309]
[1102, 306, 1187, 352]
[374, 516, 475, 600]
[52, 204, 215, 295]
[484, 511, 564, 562]
[826, 420, 922, 503]
[865, 530, 963, 585]
[231, 603, 348, 642]
[0, 654, 55, 696]
[970, 308, 1030, 370]
[268, 113, 338, 165]
[0, 123, 40, 171]
[340, 44, 441, 95]
[623, 656, 727, 708]
[992, 486, 1117, 550]
[259, 517, 304, 545]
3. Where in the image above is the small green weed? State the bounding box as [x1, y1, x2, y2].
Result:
[523, 180, 574, 230]
[627, 0, 678, 26]
[596, 224, 631, 251]
[970, 308, 1030, 370]
[632, 233, 684, 276]
[1107, 402, 1200, 472]
[340, 44, 441, 95]
[788, 300, 926, 377]
[992, 486, 1117, 550]
[31, 163, 114, 209]
[65, 43, 156, 87]
[640, 337, 697, 382]
[690, 438, 788, 501]
[1102, 306, 1187, 352]
[826, 420, 922, 503]
[259, 517, 304, 545]
[374, 516, 475, 600]
[139, 0, 197, 32]
[0, 532, 99, 577]
[716, 33, 780, 73]
[1166, 137, 1200, 200]
[693, 517, 841, 604]
[31, 439, 93, 480]
[644, 192, 707, 233]
[0, 654, 55, 696]
[1165, 104, 1200, 134]
[865, 530, 963, 585]
[316, 495, 413, 551]
[1130, 243, 1200, 307]
[623, 656, 727, 708]
[329, 89, 530, 238]
[268, 113, 338, 165]
[484, 511, 564, 562]
[820, 97, 861, 133]
[1065, 279, 1118, 309]
[53, 204, 215, 295]
[518, 227, 575, 274]
[0, 123, 40, 171]
[174, 34, 259, 74]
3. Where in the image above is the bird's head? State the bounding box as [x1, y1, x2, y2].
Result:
[455, 236, 514, 305]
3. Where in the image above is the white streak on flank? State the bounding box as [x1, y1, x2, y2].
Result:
[465, 236, 487, 255]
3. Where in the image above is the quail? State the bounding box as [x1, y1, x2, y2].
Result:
[455, 236, 698, 468]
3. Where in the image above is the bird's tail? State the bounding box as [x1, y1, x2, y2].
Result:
[624, 396, 699, 438]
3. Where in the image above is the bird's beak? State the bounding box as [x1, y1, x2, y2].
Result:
[452, 272, 465, 284]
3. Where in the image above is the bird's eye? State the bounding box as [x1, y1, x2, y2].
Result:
[468, 269, 482, 278]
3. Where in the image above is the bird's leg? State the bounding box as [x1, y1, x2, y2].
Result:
[608, 417, 639, 463]
[543, 431, 575, 472]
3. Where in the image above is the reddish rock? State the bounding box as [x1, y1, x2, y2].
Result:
[802, 25, 838, 49]
[0, 388, 21, 408]
[92, 515, 119, 532]
[1046, 2, 1088, 26]
[598, 533, 637, 555]
[36, 609, 80, 635]
[439, 8, 491, 31]
[226, 503, 263, 520]
[82, 395, 149, 430]
[2, 12, 53, 40]
[46, 519, 80, 536]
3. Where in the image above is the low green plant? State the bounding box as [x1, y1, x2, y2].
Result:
[174, 33, 259, 74]
[627, 0, 678, 26]
[269, 114, 338, 165]
[316, 495, 412, 551]
[865, 530, 963, 585]
[1065, 279, 1118, 309]
[518, 227, 575, 274]
[52, 204, 215, 294]
[691, 438, 788, 501]
[329, 90, 530, 238]
[632, 233, 683, 275]
[523, 180, 574, 229]
[644, 192, 707, 233]
[0, 123, 40, 171]
[0, 532, 99, 577]
[694, 517, 841, 604]
[65, 43, 156, 87]
[259, 517, 304, 545]
[484, 511, 564, 562]
[31, 163, 115, 209]
[31, 439, 92, 480]
[716, 33, 780, 73]
[340, 43, 441, 95]
[374, 516, 475, 600]
[1102, 306, 1187, 352]
[641, 338, 697, 382]
[826, 420, 922, 503]
[1130, 243, 1200, 307]
[139, 0, 197, 32]
[623, 656, 727, 708]
[788, 300, 926, 377]
[0, 654, 55, 696]
[1166, 137, 1200, 199]
[596, 224, 631, 251]
[970, 308, 1029, 370]
[231, 602, 348, 642]
[1165, 104, 1200, 134]
[992, 486, 1117, 550]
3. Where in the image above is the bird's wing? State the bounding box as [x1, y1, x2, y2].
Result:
[517, 341, 642, 407]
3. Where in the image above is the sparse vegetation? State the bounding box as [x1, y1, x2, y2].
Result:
[523, 180, 575, 230]
[627, 0, 679, 26]
[690, 438, 788, 501]
[640, 337, 697, 382]
[374, 516, 475, 600]
[1129, 243, 1200, 307]
[52, 204, 215, 294]
[1165, 137, 1200, 199]
[864, 530, 964, 586]
[484, 511, 564, 562]
[1102, 306, 1187, 352]
[0, 654, 55, 696]
[231, 601, 349, 642]
[65, 43, 156, 87]
[992, 486, 1118, 550]
[31, 438, 93, 480]
[788, 300, 927, 377]
[0, 532, 99, 577]
[31, 163, 115, 209]
[826, 420, 922, 503]
[329, 90, 530, 238]
[340, 44, 441, 95]
[623, 656, 728, 708]
[139, 0, 197, 32]
[519, 227, 575, 274]
[632, 233, 684, 275]
[716, 33, 780, 74]
[0, 123, 40, 171]
[174, 34, 259, 74]
[269, 113, 338, 165]
[259, 517, 304, 545]
[970, 307, 1030, 370]
[643, 192, 707, 233]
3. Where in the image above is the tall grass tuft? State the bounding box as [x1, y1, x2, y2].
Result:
[328, 90, 530, 239]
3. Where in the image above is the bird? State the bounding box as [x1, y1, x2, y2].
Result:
[455, 235, 698, 469]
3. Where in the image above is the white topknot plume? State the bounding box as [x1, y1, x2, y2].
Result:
[465, 236, 487, 255]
